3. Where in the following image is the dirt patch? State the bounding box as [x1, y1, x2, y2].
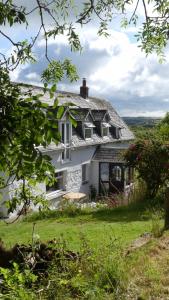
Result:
[0, 239, 79, 274]
[125, 232, 153, 255]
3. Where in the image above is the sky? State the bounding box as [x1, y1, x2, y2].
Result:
[1, 1, 169, 117]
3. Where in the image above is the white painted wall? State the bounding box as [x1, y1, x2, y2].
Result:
[45, 145, 97, 199]
[90, 161, 99, 193]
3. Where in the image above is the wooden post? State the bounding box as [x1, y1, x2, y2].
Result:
[164, 187, 169, 230]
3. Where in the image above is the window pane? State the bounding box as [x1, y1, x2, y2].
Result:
[66, 148, 70, 159]
[66, 123, 70, 143]
[100, 163, 109, 181]
[112, 166, 121, 181]
[46, 172, 63, 192]
[85, 128, 92, 138]
[61, 123, 65, 143]
[103, 127, 108, 136]
[62, 150, 64, 160]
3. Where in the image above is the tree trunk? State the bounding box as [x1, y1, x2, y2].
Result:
[164, 187, 169, 230]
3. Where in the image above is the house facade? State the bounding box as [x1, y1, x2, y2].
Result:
[0, 79, 134, 215]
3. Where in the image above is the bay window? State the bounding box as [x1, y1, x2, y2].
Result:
[60, 122, 71, 161]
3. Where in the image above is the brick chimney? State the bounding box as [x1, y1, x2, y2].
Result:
[80, 78, 89, 99]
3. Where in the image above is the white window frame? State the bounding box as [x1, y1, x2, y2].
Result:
[84, 122, 95, 139]
[84, 127, 93, 139]
[102, 123, 110, 137]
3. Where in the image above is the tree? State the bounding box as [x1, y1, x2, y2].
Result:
[0, 0, 169, 70]
[0, 0, 169, 214]
[157, 112, 169, 141]
[125, 139, 169, 198]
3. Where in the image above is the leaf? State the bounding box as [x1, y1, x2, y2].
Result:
[57, 106, 64, 119]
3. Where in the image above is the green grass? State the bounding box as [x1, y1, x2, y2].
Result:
[0, 201, 158, 250]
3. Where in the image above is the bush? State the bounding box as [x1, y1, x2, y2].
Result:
[0, 235, 127, 300]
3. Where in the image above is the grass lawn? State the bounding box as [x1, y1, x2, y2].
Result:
[0, 201, 168, 299]
[0, 201, 159, 249]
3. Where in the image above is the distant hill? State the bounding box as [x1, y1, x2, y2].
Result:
[123, 117, 161, 127]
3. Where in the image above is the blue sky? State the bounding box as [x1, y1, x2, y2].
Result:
[1, 1, 169, 117]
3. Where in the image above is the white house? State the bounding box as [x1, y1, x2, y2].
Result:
[0, 79, 134, 215]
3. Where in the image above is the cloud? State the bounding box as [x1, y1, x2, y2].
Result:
[2, 10, 168, 117]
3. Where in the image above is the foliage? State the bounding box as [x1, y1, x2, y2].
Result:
[0, 67, 77, 213]
[0, 262, 37, 300]
[0, 1, 169, 213]
[0, 235, 127, 300]
[0, 0, 169, 71]
[157, 112, 169, 141]
[125, 139, 169, 198]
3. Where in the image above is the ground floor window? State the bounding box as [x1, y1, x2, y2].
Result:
[46, 172, 64, 193]
[62, 147, 71, 161]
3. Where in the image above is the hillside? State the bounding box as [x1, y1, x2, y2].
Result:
[123, 117, 161, 127]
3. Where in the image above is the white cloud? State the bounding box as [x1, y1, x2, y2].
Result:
[38, 34, 69, 47]
[120, 109, 166, 118]
[26, 72, 40, 80]
[5, 10, 168, 117]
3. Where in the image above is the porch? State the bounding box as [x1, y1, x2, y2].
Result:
[92, 147, 134, 196]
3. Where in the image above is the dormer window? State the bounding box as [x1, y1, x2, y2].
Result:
[102, 123, 111, 137]
[84, 122, 95, 139]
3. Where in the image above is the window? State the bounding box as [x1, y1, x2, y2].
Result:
[110, 126, 121, 139]
[84, 122, 95, 139]
[102, 123, 110, 137]
[46, 172, 64, 193]
[82, 164, 88, 183]
[85, 128, 92, 139]
[66, 123, 70, 143]
[100, 163, 109, 181]
[102, 127, 109, 137]
[60, 122, 71, 161]
[115, 128, 121, 139]
[62, 147, 70, 161]
[111, 166, 122, 181]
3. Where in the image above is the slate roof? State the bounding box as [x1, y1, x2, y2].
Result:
[91, 110, 107, 121]
[92, 147, 126, 163]
[70, 108, 89, 121]
[17, 83, 134, 150]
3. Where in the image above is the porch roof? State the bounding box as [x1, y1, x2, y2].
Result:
[92, 147, 126, 163]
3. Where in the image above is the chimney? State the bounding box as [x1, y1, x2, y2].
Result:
[80, 78, 89, 99]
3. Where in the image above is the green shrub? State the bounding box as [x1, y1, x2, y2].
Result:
[0, 262, 37, 300]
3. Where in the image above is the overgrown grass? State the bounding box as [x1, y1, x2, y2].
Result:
[0, 200, 167, 299]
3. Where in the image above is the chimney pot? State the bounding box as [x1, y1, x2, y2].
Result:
[83, 78, 86, 87]
[80, 78, 89, 99]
